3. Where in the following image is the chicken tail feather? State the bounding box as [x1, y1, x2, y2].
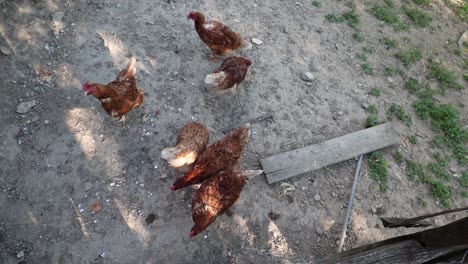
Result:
[204, 71, 226, 87]
[161, 146, 197, 168]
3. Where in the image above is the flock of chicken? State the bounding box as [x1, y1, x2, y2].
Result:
[82, 12, 260, 238]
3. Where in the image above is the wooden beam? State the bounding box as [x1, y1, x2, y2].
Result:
[261, 122, 401, 184]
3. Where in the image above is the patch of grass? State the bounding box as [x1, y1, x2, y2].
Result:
[412, 90, 436, 119]
[406, 159, 430, 183]
[394, 149, 405, 164]
[409, 135, 418, 144]
[325, 13, 345, 23]
[463, 59, 468, 69]
[383, 37, 398, 49]
[445, 0, 468, 21]
[405, 77, 424, 95]
[454, 49, 463, 56]
[352, 31, 364, 42]
[427, 60, 463, 90]
[461, 191, 468, 197]
[427, 153, 451, 181]
[361, 63, 374, 75]
[464, 73, 468, 81]
[416, 196, 428, 208]
[362, 46, 375, 53]
[368, 104, 378, 114]
[384, 66, 404, 76]
[343, 8, 360, 29]
[369, 88, 382, 97]
[413, 0, 430, 6]
[312, 1, 322, 7]
[430, 181, 451, 208]
[395, 48, 423, 67]
[372, 4, 400, 24]
[356, 53, 367, 61]
[460, 171, 468, 187]
[368, 151, 389, 192]
[432, 135, 446, 149]
[403, 6, 432, 27]
[387, 103, 412, 126]
[384, 0, 395, 7]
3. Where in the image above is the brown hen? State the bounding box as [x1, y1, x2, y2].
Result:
[83, 56, 143, 124]
[205, 56, 252, 94]
[190, 169, 263, 238]
[171, 123, 251, 191]
[187, 11, 247, 58]
[161, 122, 209, 172]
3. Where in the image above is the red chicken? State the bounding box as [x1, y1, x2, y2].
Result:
[161, 122, 209, 172]
[82, 56, 143, 124]
[171, 123, 251, 191]
[205, 56, 252, 94]
[190, 169, 263, 238]
[187, 11, 247, 58]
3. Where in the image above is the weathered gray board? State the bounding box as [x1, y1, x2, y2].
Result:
[261, 122, 401, 184]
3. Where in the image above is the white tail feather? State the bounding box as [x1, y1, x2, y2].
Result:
[126, 56, 136, 76]
[204, 71, 226, 86]
[161, 147, 197, 168]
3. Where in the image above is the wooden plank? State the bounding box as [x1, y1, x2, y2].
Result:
[261, 122, 400, 184]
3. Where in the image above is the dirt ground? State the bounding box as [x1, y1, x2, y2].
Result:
[0, 0, 467, 263]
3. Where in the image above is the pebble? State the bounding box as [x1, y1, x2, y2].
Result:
[52, 11, 65, 25]
[17, 251, 24, 259]
[66, 96, 72, 100]
[159, 173, 167, 179]
[251, 38, 263, 45]
[84, 182, 92, 191]
[449, 167, 457, 173]
[387, 77, 394, 83]
[314, 194, 321, 201]
[315, 227, 323, 236]
[301, 72, 314, 82]
[233, 19, 240, 23]
[337, 111, 344, 116]
[44, 120, 50, 125]
[361, 103, 369, 109]
[371, 207, 377, 214]
[16, 100, 37, 114]
[0, 46, 13, 55]
[301, 186, 307, 191]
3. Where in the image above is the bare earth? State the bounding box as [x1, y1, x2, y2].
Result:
[0, 0, 467, 263]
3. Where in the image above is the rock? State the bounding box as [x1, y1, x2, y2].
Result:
[301, 72, 314, 82]
[44, 120, 50, 125]
[0, 46, 13, 55]
[301, 186, 307, 191]
[314, 194, 321, 201]
[453, 173, 460, 178]
[387, 77, 394, 83]
[361, 103, 369, 109]
[52, 11, 65, 25]
[16, 100, 37, 114]
[449, 167, 457, 173]
[17, 251, 24, 259]
[458, 31, 468, 49]
[315, 227, 323, 236]
[159, 173, 167, 179]
[66, 96, 72, 100]
[233, 19, 240, 23]
[337, 111, 344, 116]
[371, 207, 377, 214]
[84, 182, 92, 191]
[251, 38, 263, 45]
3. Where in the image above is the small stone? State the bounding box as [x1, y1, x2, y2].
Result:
[337, 111, 344, 116]
[66, 96, 72, 100]
[314, 194, 321, 201]
[44, 120, 50, 125]
[295, 240, 300, 245]
[301, 72, 314, 82]
[332, 192, 337, 197]
[301, 186, 307, 191]
[449, 167, 457, 173]
[453, 173, 460, 178]
[84, 182, 92, 191]
[52, 11, 65, 25]
[315, 227, 323, 236]
[16, 100, 37, 114]
[362, 103, 369, 109]
[17, 251, 24, 259]
[159, 173, 167, 179]
[251, 38, 263, 45]
[0, 46, 13, 55]
[372, 207, 377, 214]
[387, 77, 394, 83]
[233, 19, 240, 23]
